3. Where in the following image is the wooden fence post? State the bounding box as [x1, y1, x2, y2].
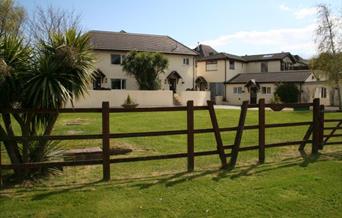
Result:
[102, 101, 110, 181]
[319, 105, 324, 150]
[187, 101, 194, 172]
[258, 98, 265, 163]
[207, 100, 228, 169]
[0, 143, 2, 189]
[230, 101, 249, 167]
[312, 98, 320, 154]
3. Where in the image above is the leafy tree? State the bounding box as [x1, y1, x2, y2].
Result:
[0, 29, 94, 178]
[274, 83, 300, 103]
[27, 5, 81, 44]
[122, 51, 168, 90]
[311, 4, 342, 109]
[0, 0, 25, 36]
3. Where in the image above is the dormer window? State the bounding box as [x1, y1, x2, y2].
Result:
[261, 62, 268, 72]
[229, 60, 235, 70]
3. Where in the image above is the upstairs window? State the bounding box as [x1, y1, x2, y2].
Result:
[111, 54, 125, 65]
[111, 79, 126, 89]
[229, 60, 235, 70]
[206, 60, 217, 71]
[183, 58, 189, 65]
[261, 62, 268, 72]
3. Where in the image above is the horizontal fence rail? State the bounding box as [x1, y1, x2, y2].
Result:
[0, 98, 341, 184]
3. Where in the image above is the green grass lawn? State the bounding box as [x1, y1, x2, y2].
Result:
[0, 109, 341, 217]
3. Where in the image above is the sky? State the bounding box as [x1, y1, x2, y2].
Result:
[18, 0, 342, 58]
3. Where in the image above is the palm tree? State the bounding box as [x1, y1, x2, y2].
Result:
[0, 29, 95, 178]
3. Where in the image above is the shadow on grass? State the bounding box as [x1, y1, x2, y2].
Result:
[3, 150, 342, 201]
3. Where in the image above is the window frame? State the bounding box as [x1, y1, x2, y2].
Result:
[110, 54, 122, 65]
[261, 62, 268, 72]
[183, 58, 189, 65]
[261, 86, 272, 94]
[206, 60, 218, 71]
[233, 87, 243, 94]
[111, 79, 126, 90]
[321, 87, 327, 98]
[229, 60, 235, 70]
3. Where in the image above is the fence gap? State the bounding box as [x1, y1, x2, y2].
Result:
[258, 98, 265, 163]
[102, 101, 110, 181]
[207, 101, 228, 169]
[230, 101, 249, 167]
[187, 101, 194, 172]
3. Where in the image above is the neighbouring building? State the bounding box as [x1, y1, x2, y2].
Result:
[194, 44, 337, 106]
[89, 30, 198, 93]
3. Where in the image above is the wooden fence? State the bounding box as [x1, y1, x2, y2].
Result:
[0, 98, 341, 183]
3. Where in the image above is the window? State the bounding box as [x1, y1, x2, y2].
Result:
[233, 87, 243, 94]
[111, 54, 121, 64]
[111, 79, 126, 89]
[183, 58, 189, 65]
[229, 60, 235, 70]
[262, 87, 271, 94]
[261, 62, 268, 72]
[321, 87, 327, 98]
[206, 60, 217, 71]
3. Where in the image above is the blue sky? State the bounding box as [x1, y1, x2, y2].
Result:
[18, 0, 342, 58]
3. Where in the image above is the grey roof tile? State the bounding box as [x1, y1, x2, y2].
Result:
[225, 71, 312, 84]
[89, 30, 197, 56]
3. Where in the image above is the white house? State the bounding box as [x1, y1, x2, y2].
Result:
[88, 30, 198, 93]
[194, 45, 337, 106]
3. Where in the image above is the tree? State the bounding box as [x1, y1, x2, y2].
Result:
[26, 5, 81, 44]
[0, 29, 94, 179]
[122, 51, 168, 90]
[274, 83, 300, 103]
[311, 4, 342, 109]
[0, 0, 25, 36]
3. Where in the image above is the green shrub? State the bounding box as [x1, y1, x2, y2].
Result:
[274, 83, 300, 103]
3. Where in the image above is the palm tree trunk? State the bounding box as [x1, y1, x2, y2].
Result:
[36, 114, 58, 161]
[1, 114, 23, 176]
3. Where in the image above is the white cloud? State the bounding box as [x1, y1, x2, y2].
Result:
[294, 7, 317, 19]
[279, 4, 290, 11]
[200, 24, 317, 58]
[279, 4, 317, 20]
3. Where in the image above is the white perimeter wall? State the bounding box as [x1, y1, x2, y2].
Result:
[66, 90, 173, 108]
[178, 91, 210, 106]
[65, 90, 211, 108]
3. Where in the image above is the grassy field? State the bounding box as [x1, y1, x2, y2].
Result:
[0, 108, 341, 217]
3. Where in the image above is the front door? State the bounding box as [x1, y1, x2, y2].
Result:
[250, 87, 257, 104]
[169, 78, 177, 93]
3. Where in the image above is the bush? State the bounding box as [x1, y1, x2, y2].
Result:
[274, 83, 300, 103]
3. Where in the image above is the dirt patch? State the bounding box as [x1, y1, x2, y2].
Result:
[66, 130, 84, 135]
[63, 141, 135, 161]
[64, 118, 89, 126]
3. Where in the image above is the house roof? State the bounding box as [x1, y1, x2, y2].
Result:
[193, 44, 218, 57]
[198, 52, 246, 62]
[197, 51, 296, 62]
[225, 71, 313, 84]
[88, 30, 198, 56]
[242, 52, 296, 62]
